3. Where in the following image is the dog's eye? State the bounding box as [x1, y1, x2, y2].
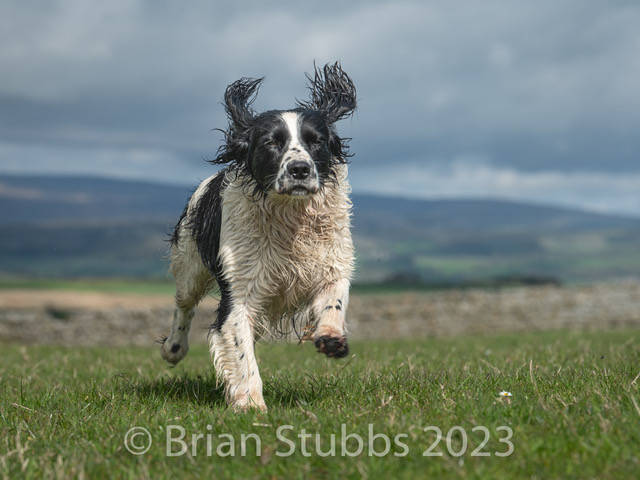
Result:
[304, 133, 324, 147]
[265, 140, 281, 149]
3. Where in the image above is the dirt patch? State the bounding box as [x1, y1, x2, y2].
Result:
[1, 282, 639, 346]
[0, 289, 216, 310]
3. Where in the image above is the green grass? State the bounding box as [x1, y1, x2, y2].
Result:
[414, 255, 491, 275]
[1, 331, 640, 479]
[0, 277, 176, 296]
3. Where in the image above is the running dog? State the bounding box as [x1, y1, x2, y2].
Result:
[161, 62, 357, 411]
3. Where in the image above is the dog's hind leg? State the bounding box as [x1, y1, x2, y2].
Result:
[312, 278, 351, 359]
[210, 299, 267, 411]
[161, 238, 215, 365]
[161, 307, 195, 365]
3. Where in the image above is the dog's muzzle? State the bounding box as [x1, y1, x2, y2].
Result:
[275, 160, 320, 196]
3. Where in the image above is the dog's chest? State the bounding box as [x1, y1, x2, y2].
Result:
[218, 185, 353, 310]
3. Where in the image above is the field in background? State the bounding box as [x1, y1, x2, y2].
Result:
[0, 277, 177, 296]
[1, 330, 639, 478]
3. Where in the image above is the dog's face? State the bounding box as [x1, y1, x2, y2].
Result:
[212, 63, 356, 199]
[250, 110, 335, 197]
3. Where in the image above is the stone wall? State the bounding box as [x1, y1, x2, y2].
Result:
[1, 282, 639, 346]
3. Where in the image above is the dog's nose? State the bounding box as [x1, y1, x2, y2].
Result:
[287, 161, 312, 180]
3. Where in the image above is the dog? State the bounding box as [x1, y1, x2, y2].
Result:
[160, 62, 357, 411]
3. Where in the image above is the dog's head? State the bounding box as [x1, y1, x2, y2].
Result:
[212, 62, 356, 199]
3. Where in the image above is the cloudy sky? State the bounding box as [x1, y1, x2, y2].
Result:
[1, 0, 639, 216]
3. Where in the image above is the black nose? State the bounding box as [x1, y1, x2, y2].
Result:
[287, 161, 312, 180]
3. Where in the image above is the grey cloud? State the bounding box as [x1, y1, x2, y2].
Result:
[1, 0, 639, 214]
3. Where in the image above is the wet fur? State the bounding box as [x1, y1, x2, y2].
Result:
[160, 63, 357, 411]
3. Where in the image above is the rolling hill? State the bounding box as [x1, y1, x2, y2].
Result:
[1, 174, 639, 284]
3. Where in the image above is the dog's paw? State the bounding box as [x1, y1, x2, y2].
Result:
[229, 394, 268, 413]
[160, 337, 189, 365]
[314, 335, 349, 358]
[230, 402, 268, 413]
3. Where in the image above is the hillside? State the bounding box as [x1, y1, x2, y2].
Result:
[2, 175, 638, 231]
[0, 175, 191, 225]
[352, 195, 640, 235]
[1, 174, 640, 283]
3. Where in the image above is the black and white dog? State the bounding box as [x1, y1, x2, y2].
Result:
[160, 63, 357, 411]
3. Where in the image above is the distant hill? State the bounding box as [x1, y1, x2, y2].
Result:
[2, 175, 638, 231]
[352, 195, 640, 234]
[0, 175, 191, 225]
[1, 174, 639, 284]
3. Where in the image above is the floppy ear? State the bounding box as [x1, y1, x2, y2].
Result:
[297, 62, 357, 123]
[224, 77, 264, 131]
[210, 77, 263, 169]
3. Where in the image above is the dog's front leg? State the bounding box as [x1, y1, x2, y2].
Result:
[312, 278, 350, 359]
[209, 301, 266, 411]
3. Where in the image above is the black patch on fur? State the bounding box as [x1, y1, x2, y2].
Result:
[170, 344, 181, 353]
[211, 283, 232, 332]
[193, 173, 227, 277]
[172, 170, 235, 334]
[171, 170, 227, 277]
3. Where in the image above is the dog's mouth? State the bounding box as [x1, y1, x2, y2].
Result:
[277, 185, 319, 197]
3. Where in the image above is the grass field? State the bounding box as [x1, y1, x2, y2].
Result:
[1, 330, 639, 479]
[0, 277, 177, 296]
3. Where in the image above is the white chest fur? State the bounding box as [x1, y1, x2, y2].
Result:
[218, 168, 354, 319]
